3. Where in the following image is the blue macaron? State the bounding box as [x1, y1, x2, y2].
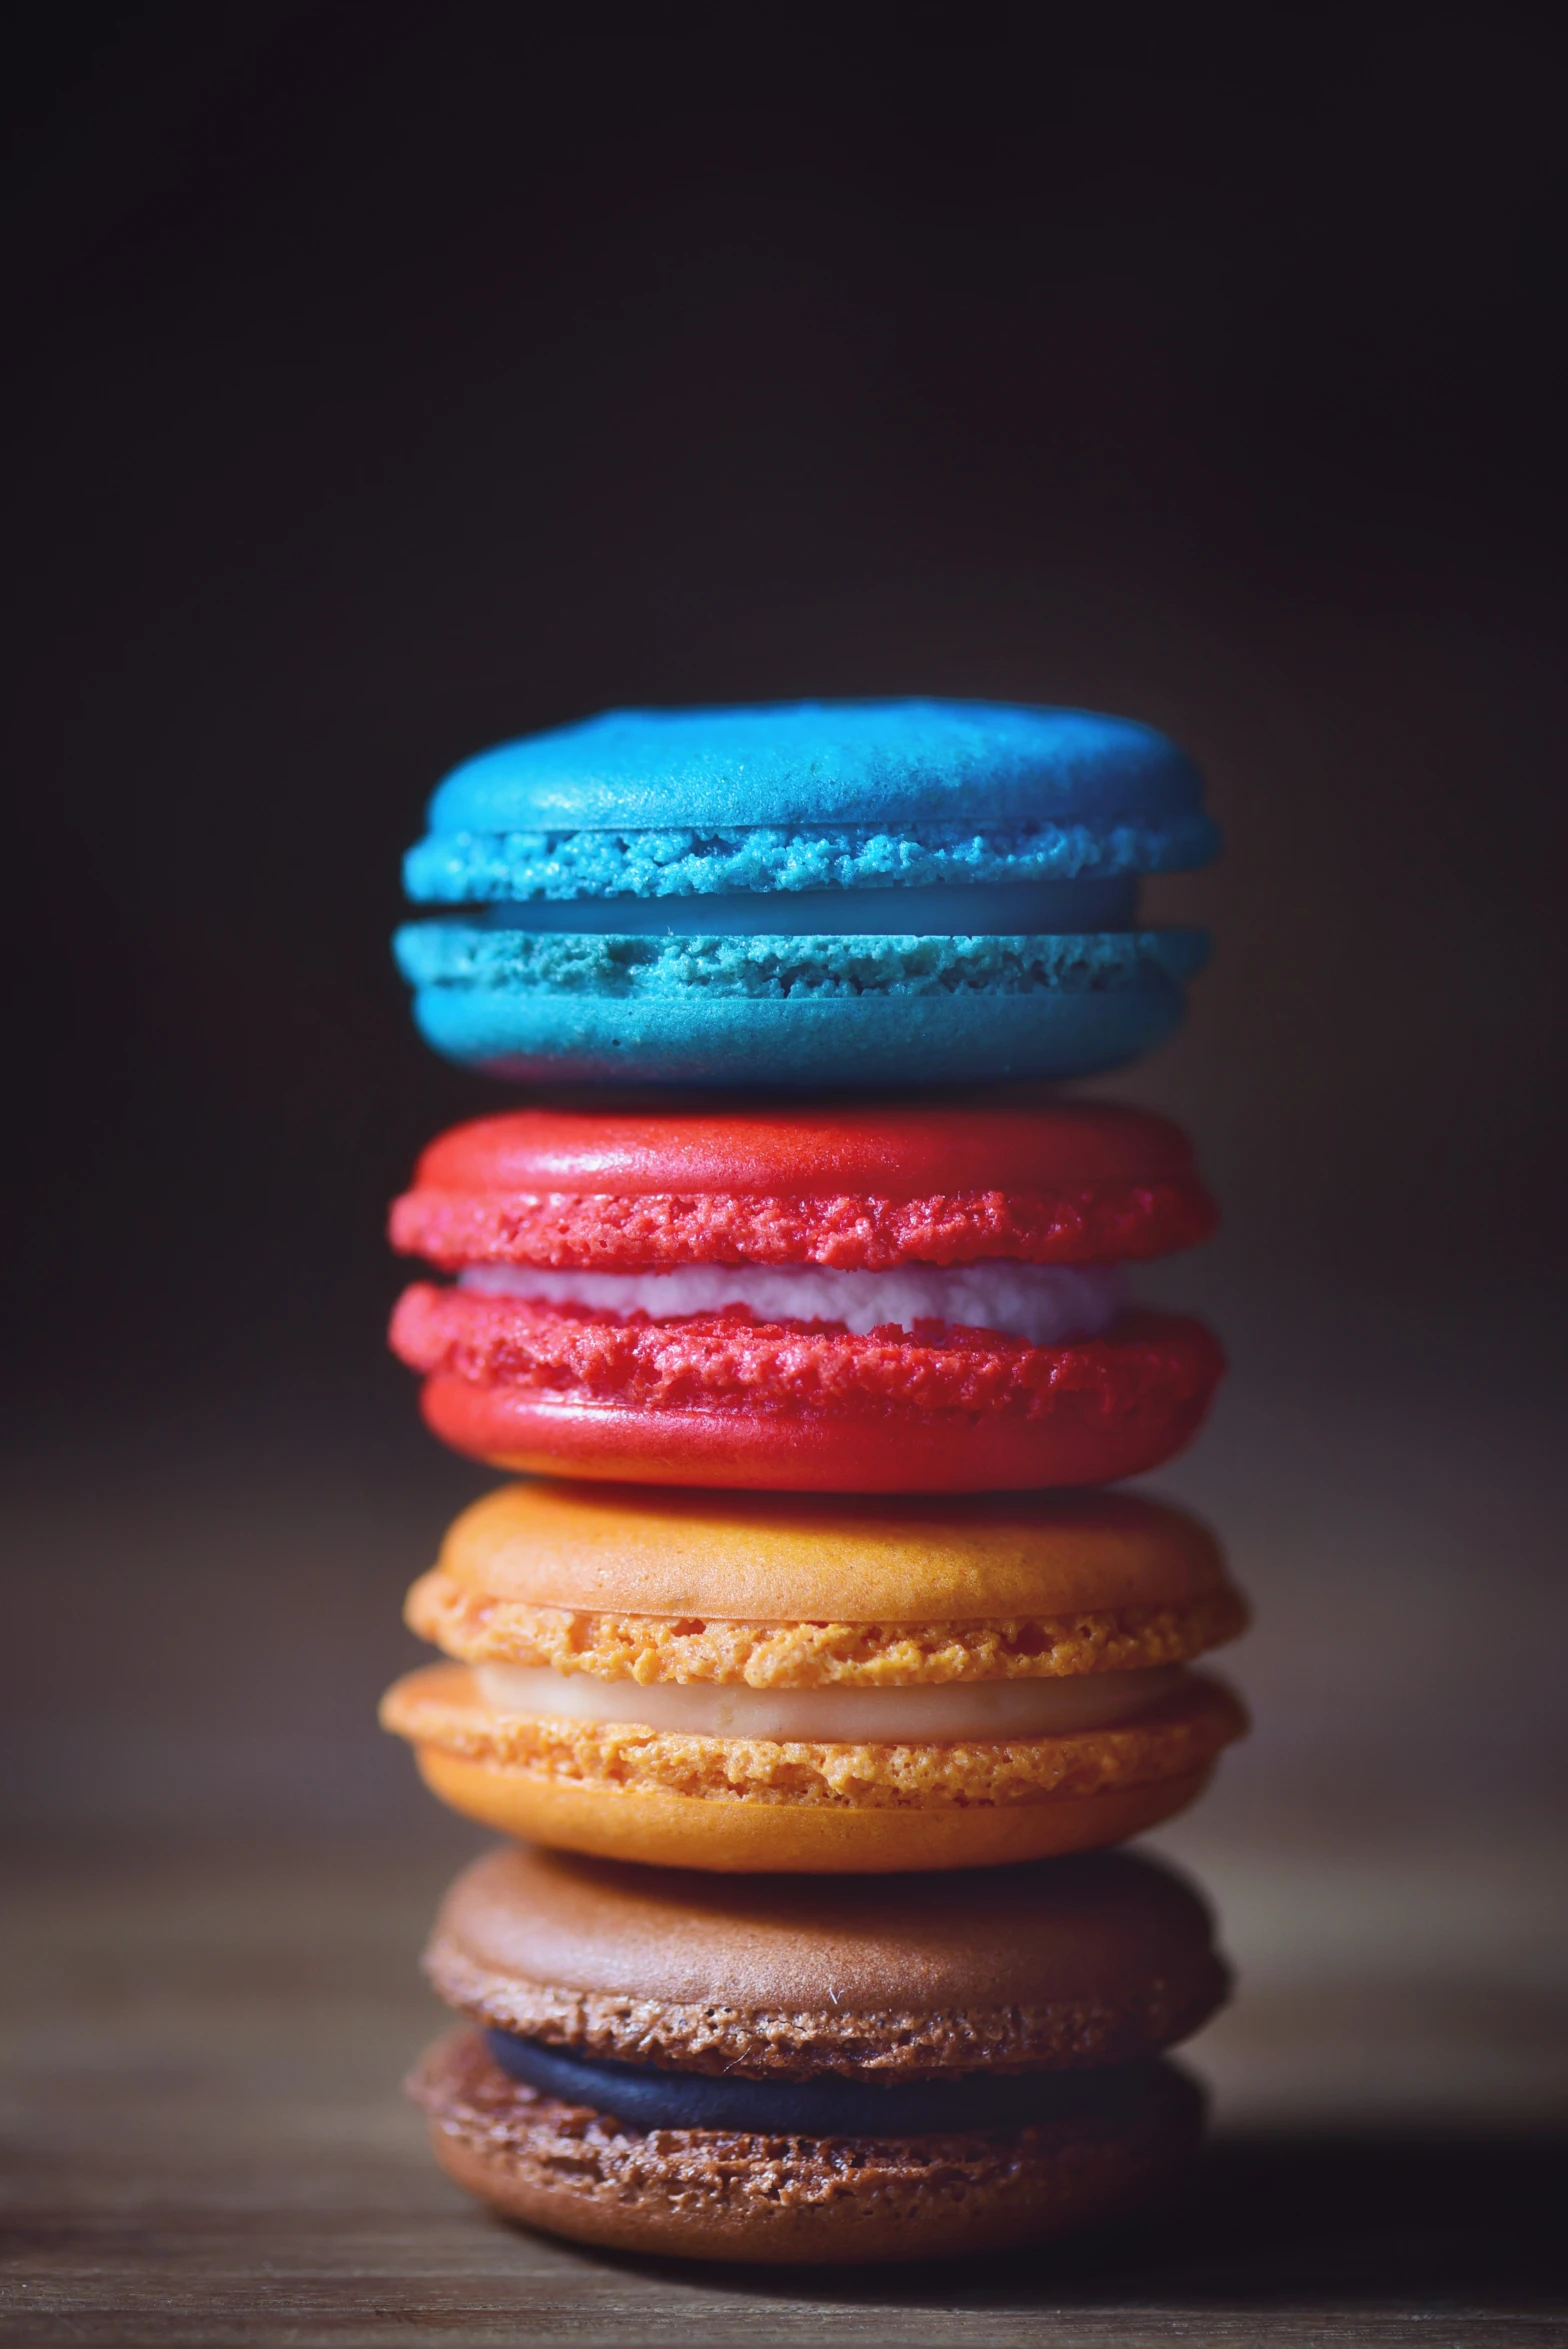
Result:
[395, 700, 1216, 1090]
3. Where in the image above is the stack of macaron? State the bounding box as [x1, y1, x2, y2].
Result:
[381, 701, 1245, 2263]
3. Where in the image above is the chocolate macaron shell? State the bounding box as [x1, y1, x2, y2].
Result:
[423, 1841, 1229, 2076]
[410, 2026, 1206, 2264]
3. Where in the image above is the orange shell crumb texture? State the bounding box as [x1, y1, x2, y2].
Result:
[379, 1661, 1245, 1868]
[380, 1662, 1244, 1809]
[429, 1476, 1231, 1621]
[405, 1568, 1249, 1685]
[411, 1754, 1219, 1870]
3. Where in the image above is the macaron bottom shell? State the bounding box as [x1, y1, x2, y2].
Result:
[404, 963, 1187, 1089]
[410, 1748, 1219, 1873]
[416, 1363, 1219, 1492]
[411, 2025, 1205, 2264]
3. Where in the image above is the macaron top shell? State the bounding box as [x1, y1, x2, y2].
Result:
[430, 1479, 1228, 1622]
[426, 1840, 1228, 2075]
[412, 700, 1214, 858]
[402, 1094, 1203, 1201]
[391, 1096, 1217, 1272]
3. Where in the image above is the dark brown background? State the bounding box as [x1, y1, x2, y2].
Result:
[3, 11, 1567, 2337]
[3, 0, 1563, 1845]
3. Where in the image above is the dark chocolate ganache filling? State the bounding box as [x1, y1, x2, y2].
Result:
[485, 2030, 1154, 2136]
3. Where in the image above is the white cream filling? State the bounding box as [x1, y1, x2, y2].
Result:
[456, 1258, 1127, 1346]
[473, 1661, 1184, 1742]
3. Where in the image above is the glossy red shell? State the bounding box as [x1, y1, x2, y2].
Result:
[391, 1098, 1216, 1272]
[389, 1286, 1224, 1491]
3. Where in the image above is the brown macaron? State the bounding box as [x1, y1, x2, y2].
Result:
[409, 1841, 1228, 2264]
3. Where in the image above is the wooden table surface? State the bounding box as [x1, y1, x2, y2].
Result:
[3, 1825, 1565, 2348]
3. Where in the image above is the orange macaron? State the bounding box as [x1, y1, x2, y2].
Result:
[381, 1478, 1247, 1872]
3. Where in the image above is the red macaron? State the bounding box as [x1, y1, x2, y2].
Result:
[389, 1093, 1223, 1492]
